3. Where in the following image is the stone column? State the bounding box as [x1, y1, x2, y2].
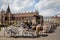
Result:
[8, 13, 11, 25]
[3, 14, 5, 25]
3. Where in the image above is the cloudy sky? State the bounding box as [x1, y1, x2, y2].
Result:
[0, 0, 60, 16]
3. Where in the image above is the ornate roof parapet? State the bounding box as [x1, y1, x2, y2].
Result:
[8, 10, 39, 15]
[23, 11, 26, 13]
[35, 10, 39, 14]
[1, 9, 5, 13]
[25, 11, 28, 13]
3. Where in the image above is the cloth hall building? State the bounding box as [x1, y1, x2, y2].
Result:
[0, 5, 43, 26]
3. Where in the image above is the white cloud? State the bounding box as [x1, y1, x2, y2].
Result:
[35, 0, 60, 16]
[39, 9, 56, 16]
[1, 0, 60, 16]
[1, 0, 35, 13]
[1, 0, 13, 10]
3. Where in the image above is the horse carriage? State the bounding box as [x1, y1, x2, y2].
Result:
[4, 22, 37, 38]
[4, 21, 57, 38]
[43, 23, 58, 33]
[4, 22, 46, 38]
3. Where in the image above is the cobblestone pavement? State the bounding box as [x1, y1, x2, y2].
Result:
[0, 26, 60, 40]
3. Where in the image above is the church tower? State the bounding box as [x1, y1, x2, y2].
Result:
[6, 5, 11, 13]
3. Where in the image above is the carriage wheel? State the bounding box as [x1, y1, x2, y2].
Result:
[4, 30, 12, 38]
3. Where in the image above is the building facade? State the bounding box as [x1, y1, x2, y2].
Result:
[0, 5, 43, 26]
[51, 15, 60, 25]
[44, 15, 60, 25]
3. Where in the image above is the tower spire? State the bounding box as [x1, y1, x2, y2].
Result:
[6, 5, 11, 13]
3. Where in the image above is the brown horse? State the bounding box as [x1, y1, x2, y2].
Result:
[32, 24, 43, 36]
[35, 24, 43, 36]
[32, 25, 36, 30]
